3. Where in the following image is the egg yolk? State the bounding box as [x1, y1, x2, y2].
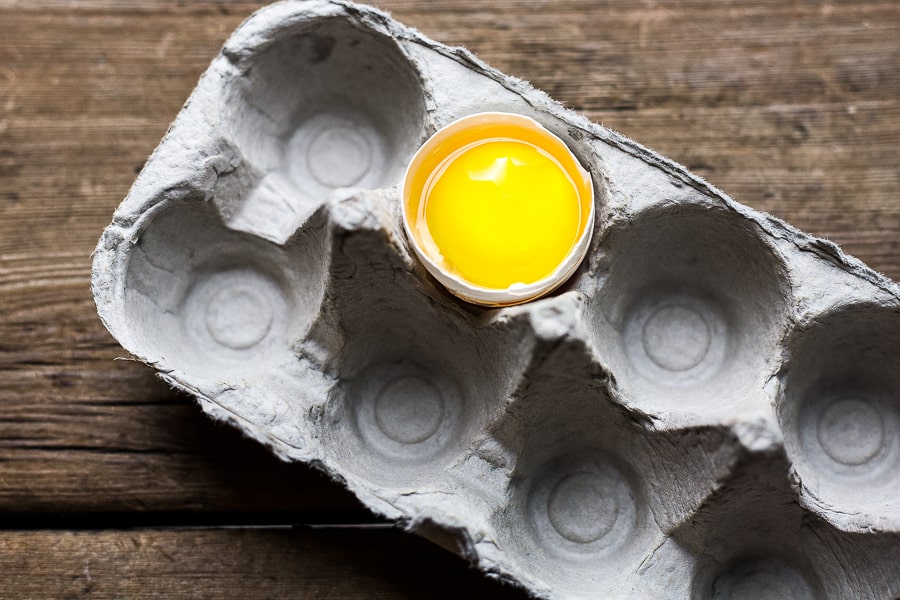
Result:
[416, 138, 582, 290]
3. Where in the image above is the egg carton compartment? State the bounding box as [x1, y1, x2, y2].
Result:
[671, 451, 900, 599]
[485, 309, 742, 598]
[584, 202, 792, 426]
[91, 1, 900, 598]
[309, 191, 525, 492]
[777, 302, 900, 532]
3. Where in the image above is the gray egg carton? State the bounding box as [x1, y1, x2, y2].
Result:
[90, 1, 900, 598]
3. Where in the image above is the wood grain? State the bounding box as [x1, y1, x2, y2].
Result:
[0, 527, 527, 599]
[0, 0, 897, 596]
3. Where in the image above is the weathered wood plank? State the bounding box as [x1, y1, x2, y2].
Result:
[0, 528, 528, 599]
[0, 0, 897, 520]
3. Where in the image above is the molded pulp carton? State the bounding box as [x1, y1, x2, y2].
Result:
[91, 2, 900, 598]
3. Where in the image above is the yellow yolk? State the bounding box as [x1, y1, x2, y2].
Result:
[416, 138, 582, 289]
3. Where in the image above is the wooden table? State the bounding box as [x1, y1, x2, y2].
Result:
[1, 1, 897, 597]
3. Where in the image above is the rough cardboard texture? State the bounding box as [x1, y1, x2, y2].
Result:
[91, 1, 900, 598]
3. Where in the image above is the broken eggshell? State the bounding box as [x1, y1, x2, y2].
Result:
[91, 1, 900, 599]
[401, 112, 595, 307]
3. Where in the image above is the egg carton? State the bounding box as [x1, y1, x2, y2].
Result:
[90, 1, 900, 598]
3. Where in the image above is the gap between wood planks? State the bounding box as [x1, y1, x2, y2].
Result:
[0, 510, 391, 531]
